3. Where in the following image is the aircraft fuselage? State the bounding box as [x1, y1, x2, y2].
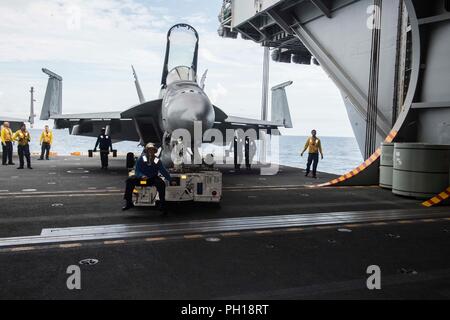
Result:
[160, 80, 215, 139]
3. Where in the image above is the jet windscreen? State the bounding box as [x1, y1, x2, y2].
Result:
[162, 24, 199, 85]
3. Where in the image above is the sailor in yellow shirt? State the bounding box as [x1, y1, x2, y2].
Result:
[39, 125, 53, 160]
[12, 123, 32, 169]
[1, 122, 15, 166]
[300, 129, 324, 178]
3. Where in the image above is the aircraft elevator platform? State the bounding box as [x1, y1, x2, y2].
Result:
[218, 0, 450, 186]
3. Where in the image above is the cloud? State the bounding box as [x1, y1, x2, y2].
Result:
[184, 13, 211, 25]
[210, 82, 228, 104]
[0, 0, 169, 67]
[0, 0, 354, 137]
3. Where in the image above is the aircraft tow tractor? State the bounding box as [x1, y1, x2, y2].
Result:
[131, 167, 222, 207]
[126, 152, 222, 207]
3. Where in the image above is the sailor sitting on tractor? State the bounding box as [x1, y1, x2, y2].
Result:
[122, 143, 173, 213]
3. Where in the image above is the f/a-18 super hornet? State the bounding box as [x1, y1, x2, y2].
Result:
[40, 23, 292, 166]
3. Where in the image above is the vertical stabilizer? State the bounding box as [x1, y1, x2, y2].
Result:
[40, 68, 63, 120]
[271, 81, 293, 128]
[132, 65, 146, 104]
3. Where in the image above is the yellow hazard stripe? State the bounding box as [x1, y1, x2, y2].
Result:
[317, 148, 381, 187]
[10, 246, 36, 252]
[422, 187, 450, 207]
[431, 197, 440, 204]
[59, 243, 82, 248]
[104, 240, 126, 245]
[220, 232, 240, 237]
[145, 237, 166, 242]
[439, 191, 450, 199]
[286, 227, 304, 232]
[317, 130, 398, 188]
[254, 230, 273, 234]
[384, 130, 398, 143]
[183, 234, 203, 239]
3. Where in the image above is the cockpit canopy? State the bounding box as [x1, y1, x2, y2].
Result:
[166, 66, 196, 85]
[162, 24, 199, 87]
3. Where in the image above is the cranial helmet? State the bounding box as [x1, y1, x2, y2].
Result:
[145, 143, 158, 151]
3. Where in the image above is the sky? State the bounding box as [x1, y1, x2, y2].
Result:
[0, 0, 354, 137]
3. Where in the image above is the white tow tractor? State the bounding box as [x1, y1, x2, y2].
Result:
[131, 167, 222, 207]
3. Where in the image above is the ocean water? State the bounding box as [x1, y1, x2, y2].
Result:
[278, 135, 363, 175]
[27, 128, 143, 155]
[25, 129, 363, 175]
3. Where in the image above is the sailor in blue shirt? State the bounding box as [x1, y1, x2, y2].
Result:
[123, 143, 171, 212]
[93, 128, 113, 169]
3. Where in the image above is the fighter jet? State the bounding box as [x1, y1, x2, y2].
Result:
[40, 24, 292, 166]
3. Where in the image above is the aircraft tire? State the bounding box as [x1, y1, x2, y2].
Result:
[126, 152, 135, 169]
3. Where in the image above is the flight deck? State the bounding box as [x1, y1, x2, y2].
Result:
[0, 155, 431, 238]
[0, 155, 449, 299]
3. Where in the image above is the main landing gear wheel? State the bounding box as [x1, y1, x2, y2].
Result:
[126, 152, 135, 170]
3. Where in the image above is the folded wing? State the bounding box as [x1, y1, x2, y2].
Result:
[44, 100, 163, 144]
[212, 81, 293, 136]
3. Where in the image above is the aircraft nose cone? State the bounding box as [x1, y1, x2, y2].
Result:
[167, 92, 215, 133]
[182, 94, 209, 121]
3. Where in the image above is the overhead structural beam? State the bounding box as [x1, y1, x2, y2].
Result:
[418, 12, 450, 25]
[279, 0, 303, 11]
[266, 9, 293, 35]
[289, 18, 390, 136]
[234, 26, 260, 42]
[411, 101, 450, 109]
[310, 0, 332, 18]
[248, 21, 268, 40]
